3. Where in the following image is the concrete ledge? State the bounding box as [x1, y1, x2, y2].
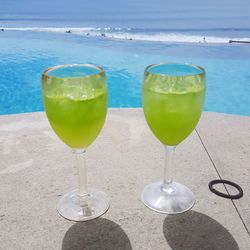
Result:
[0, 109, 249, 249]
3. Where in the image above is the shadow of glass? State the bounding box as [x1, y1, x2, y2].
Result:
[163, 210, 239, 250]
[62, 218, 132, 250]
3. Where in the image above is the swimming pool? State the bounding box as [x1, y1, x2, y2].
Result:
[0, 31, 250, 116]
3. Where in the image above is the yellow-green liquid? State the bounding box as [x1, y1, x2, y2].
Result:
[143, 86, 205, 146]
[43, 91, 107, 149]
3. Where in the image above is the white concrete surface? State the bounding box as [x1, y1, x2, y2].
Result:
[0, 109, 249, 249]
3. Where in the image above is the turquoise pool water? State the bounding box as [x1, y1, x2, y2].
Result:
[0, 31, 250, 116]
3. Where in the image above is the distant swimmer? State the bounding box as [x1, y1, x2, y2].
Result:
[203, 37, 206, 43]
[0, 28, 4, 31]
[66, 30, 71, 34]
[101, 33, 106, 37]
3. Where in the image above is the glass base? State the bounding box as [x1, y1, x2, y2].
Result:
[57, 188, 109, 221]
[141, 181, 195, 214]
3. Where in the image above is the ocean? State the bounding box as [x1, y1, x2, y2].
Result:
[0, 0, 250, 116]
[1, 0, 250, 43]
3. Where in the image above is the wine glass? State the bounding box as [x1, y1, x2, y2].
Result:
[42, 64, 109, 221]
[141, 63, 206, 214]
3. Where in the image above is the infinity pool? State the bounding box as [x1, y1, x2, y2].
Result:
[0, 31, 250, 116]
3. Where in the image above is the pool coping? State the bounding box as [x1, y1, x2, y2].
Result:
[0, 109, 249, 249]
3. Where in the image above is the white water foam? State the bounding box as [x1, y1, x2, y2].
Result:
[3, 27, 95, 33]
[2, 27, 250, 44]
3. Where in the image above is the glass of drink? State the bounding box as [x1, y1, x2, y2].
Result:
[141, 63, 206, 214]
[42, 64, 109, 221]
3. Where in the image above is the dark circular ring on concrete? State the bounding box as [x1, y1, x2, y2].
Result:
[208, 179, 243, 199]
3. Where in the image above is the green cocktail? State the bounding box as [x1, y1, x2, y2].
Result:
[141, 63, 206, 214]
[42, 64, 109, 222]
[143, 80, 205, 146]
[43, 90, 107, 149]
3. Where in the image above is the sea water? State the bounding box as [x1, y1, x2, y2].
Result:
[0, 0, 250, 115]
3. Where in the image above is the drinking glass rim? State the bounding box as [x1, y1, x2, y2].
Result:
[42, 63, 104, 80]
[145, 63, 205, 77]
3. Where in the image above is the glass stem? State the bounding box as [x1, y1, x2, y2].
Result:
[164, 145, 176, 185]
[74, 149, 88, 197]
